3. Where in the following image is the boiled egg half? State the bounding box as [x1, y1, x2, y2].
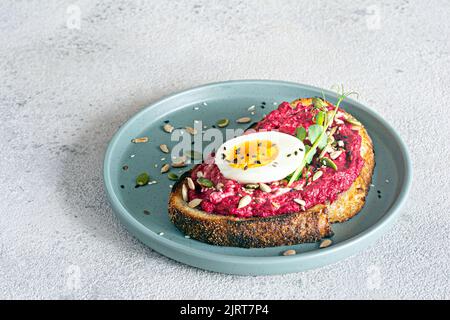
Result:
[214, 131, 305, 184]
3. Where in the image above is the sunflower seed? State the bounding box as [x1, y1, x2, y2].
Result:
[330, 150, 343, 160]
[216, 182, 224, 191]
[319, 239, 333, 248]
[259, 182, 272, 193]
[160, 163, 170, 173]
[312, 171, 323, 181]
[181, 184, 188, 202]
[163, 123, 174, 133]
[186, 177, 195, 190]
[188, 198, 202, 208]
[131, 137, 149, 143]
[238, 195, 252, 209]
[236, 117, 251, 124]
[185, 126, 197, 135]
[282, 249, 296, 256]
[293, 198, 306, 206]
[160, 144, 169, 153]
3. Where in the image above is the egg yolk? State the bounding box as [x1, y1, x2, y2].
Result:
[225, 140, 279, 170]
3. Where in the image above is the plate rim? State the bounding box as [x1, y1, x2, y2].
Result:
[103, 80, 412, 274]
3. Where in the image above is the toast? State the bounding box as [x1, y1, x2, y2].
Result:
[168, 98, 375, 248]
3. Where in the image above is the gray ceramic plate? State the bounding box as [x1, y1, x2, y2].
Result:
[103, 80, 412, 275]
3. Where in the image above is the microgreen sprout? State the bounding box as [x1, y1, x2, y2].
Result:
[287, 85, 359, 186]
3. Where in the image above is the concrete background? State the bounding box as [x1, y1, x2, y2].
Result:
[1, 0, 449, 299]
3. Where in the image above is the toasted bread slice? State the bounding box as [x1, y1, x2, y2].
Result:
[168, 99, 375, 247]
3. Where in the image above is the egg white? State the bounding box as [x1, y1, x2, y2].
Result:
[214, 131, 305, 184]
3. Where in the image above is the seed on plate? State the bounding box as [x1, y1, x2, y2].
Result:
[131, 136, 149, 143]
[344, 117, 362, 126]
[215, 182, 224, 191]
[185, 150, 202, 160]
[259, 183, 272, 193]
[163, 123, 174, 133]
[188, 198, 202, 208]
[197, 177, 214, 188]
[136, 172, 150, 186]
[282, 249, 296, 256]
[320, 157, 338, 171]
[159, 232, 164, 236]
[172, 159, 187, 168]
[319, 239, 333, 248]
[217, 118, 230, 128]
[184, 235, 190, 239]
[196, 171, 204, 178]
[245, 183, 260, 189]
[248, 105, 256, 111]
[238, 195, 252, 209]
[186, 177, 195, 190]
[236, 117, 251, 124]
[185, 126, 197, 135]
[160, 163, 170, 173]
[293, 198, 306, 206]
[160, 144, 169, 153]
[312, 171, 323, 181]
[330, 150, 343, 160]
[168, 172, 179, 181]
[181, 184, 188, 202]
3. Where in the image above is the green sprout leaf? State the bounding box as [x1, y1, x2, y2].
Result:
[315, 111, 326, 126]
[296, 127, 307, 141]
[308, 125, 327, 149]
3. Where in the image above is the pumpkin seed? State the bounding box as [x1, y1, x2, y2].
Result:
[168, 172, 179, 181]
[181, 184, 188, 202]
[259, 183, 272, 193]
[159, 144, 169, 153]
[186, 177, 195, 190]
[160, 163, 170, 173]
[344, 117, 362, 126]
[330, 150, 343, 160]
[238, 195, 252, 209]
[217, 118, 230, 128]
[245, 183, 260, 189]
[282, 249, 296, 256]
[293, 198, 306, 206]
[312, 171, 323, 181]
[320, 157, 338, 171]
[184, 150, 202, 160]
[136, 172, 150, 186]
[236, 117, 251, 124]
[163, 123, 174, 133]
[197, 177, 214, 188]
[188, 198, 202, 208]
[185, 126, 197, 135]
[131, 137, 149, 143]
[319, 239, 333, 248]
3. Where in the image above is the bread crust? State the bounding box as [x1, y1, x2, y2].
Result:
[167, 99, 375, 247]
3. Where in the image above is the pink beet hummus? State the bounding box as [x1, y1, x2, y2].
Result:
[188, 100, 365, 218]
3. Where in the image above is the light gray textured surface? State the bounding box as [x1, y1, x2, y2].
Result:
[0, 0, 449, 299]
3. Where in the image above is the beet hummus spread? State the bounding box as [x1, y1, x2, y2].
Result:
[188, 100, 365, 218]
